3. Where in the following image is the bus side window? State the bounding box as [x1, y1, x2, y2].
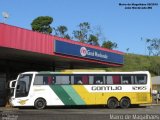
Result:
[135, 75, 147, 84]
[34, 75, 55, 85]
[74, 76, 83, 84]
[43, 76, 48, 85]
[94, 76, 104, 84]
[106, 75, 121, 85]
[89, 76, 94, 84]
[55, 76, 70, 84]
[106, 76, 113, 84]
[47, 76, 55, 85]
[34, 75, 44, 85]
[42, 75, 55, 85]
[77, 80, 83, 84]
[82, 76, 89, 84]
[71, 76, 74, 84]
[112, 75, 121, 84]
[121, 75, 133, 84]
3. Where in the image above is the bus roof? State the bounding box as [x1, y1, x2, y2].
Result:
[21, 71, 150, 75]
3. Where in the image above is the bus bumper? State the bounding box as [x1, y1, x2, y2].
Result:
[9, 98, 16, 107]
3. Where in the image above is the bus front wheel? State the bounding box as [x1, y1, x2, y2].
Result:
[120, 98, 130, 108]
[34, 98, 46, 109]
[107, 98, 118, 109]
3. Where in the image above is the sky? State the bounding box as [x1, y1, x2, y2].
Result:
[0, 0, 160, 55]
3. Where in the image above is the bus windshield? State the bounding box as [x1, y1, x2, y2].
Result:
[16, 74, 32, 98]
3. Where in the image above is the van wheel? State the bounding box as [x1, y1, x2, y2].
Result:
[120, 98, 130, 108]
[34, 98, 46, 109]
[107, 98, 118, 109]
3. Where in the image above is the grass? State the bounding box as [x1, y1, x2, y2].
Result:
[106, 54, 160, 76]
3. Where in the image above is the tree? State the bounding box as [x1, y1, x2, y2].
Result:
[73, 22, 91, 43]
[146, 38, 160, 56]
[101, 41, 117, 49]
[126, 48, 130, 54]
[92, 25, 104, 41]
[54, 25, 70, 39]
[64, 34, 71, 39]
[31, 16, 53, 34]
[91, 25, 107, 46]
[87, 34, 99, 46]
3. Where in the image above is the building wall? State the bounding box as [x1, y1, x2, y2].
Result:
[152, 85, 160, 92]
[152, 76, 160, 92]
[0, 23, 124, 67]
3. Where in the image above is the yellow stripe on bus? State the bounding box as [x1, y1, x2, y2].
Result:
[72, 85, 152, 105]
[72, 85, 95, 104]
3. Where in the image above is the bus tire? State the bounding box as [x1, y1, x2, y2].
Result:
[120, 97, 130, 109]
[34, 98, 46, 109]
[107, 97, 118, 109]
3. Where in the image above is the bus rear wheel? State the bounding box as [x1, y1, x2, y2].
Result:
[34, 98, 46, 109]
[107, 98, 118, 109]
[120, 98, 130, 108]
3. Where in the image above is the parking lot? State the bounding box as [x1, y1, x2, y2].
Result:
[0, 105, 160, 120]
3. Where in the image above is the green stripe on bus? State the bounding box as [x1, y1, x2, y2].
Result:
[61, 85, 85, 105]
[50, 85, 76, 105]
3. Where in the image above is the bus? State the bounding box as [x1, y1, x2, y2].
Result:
[9, 71, 152, 109]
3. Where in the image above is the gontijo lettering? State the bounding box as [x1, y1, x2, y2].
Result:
[91, 86, 122, 91]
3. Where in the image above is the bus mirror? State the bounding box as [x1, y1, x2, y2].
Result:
[9, 80, 16, 88]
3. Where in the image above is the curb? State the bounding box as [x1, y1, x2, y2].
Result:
[151, 104, 160, 106]
[140, 103, 160, 106]
[0, 107, 19, 111]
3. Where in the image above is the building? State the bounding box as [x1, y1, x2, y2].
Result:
[152, 76, 160, 92]
[0, 23, 124, 106]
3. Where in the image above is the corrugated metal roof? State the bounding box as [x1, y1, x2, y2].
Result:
[0, 23, 124, 67]
[0, 23, 53, 55]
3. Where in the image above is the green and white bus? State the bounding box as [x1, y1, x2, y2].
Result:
[9, 71, 152, 109]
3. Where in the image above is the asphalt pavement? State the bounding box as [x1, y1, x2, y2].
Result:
[0, 105, 160, 120]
